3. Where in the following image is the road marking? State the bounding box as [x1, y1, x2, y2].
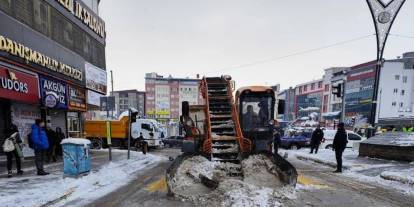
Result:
[297, 175, 331, 189]
[146, 177, 167, 193]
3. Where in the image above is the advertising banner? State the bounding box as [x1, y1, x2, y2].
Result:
[0, 66, 39, 103]
[68, 85, 87, 111]
[85, 62, 107, 94]
[87, 90, 104, 106]
[40, 76, 68, 109]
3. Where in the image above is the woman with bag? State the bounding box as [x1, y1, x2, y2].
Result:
[2, 124, 23, 178]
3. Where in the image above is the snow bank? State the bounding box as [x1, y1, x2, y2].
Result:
[0, 151, 161, 207]
[289, 149, 353, 170]
[380, 169, 414, 185]
[60, 138, 91, 145]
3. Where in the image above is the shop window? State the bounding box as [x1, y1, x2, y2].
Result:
[67, 112, 80, 137]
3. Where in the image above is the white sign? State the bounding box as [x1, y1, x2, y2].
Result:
[87, 90, 104, 106]
[85, 62, 107, 94]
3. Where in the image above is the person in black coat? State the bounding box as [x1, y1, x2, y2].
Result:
[333, 122, 348, 173]
[310, 125, 324, 154]
[273, 127, 282, 155]
[4, 124, 23, 178]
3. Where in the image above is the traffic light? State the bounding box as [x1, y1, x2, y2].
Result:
[130, 108, 139, 123]
[332, 83, 342, 98]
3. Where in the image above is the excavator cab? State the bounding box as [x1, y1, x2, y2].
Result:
[236, 87, 276, 152]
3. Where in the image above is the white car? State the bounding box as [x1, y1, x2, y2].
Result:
[320, 129, 366, 150]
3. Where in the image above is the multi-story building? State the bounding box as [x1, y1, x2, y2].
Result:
[111, 90, 146, 117]
[277, 87, 295, 121]
[145, 73, 201, 123]
[0, 0, 106, 155]
[376, 52, 414, 128]
[344, 61, 376, 127]
[294, 79, 324, 119]
[321, 67, 348, 123]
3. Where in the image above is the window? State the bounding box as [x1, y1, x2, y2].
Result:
[392, 102, 396, 106]
[393, 88, 398, 93]
[311, 83, 315, 90]
[401, 90, 405, 96]
[141, 123, 153, 131]
[324, 84, 329, 92]
[299, 86, 302, 93]
[304, 85, 307, 92]
[395, 75, 400, 80]
[403, 76, 408, 83]
[318, 81, 323, 88]
[400, 102, 404, 107]
[348, 133, 361, 141]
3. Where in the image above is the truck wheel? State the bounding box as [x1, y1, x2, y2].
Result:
[325, 144, 333, 149]
[91, 138, 103, 149]
[290, 144, 299, 150]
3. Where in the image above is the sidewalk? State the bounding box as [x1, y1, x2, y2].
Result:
[0, 150, 162, 207]
[282, 148, 414, 194]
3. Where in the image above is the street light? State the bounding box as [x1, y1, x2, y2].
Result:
[366, 0, 405, 127]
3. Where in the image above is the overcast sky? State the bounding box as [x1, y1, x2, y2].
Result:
[100, 0, 414, 91]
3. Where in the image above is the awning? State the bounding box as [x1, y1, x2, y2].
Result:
[322, 111, 341, 118]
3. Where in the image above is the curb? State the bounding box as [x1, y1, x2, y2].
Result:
[380, 173, 414, 186]
[295, 154, 350, 170]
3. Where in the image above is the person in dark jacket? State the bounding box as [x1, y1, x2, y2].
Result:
[310, 125, 324, 154]
[31, 119, 50, 176]
[55, 127, 66, 156]
[273, 125, 282, 155]
[46, 127, 57, 162]
[333, 122, 348, 173]
[4, 124, 23, 178]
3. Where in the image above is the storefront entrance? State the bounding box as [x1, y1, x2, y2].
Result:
[0, 99, 11, 154]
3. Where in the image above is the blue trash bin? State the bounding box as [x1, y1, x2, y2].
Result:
[61, 138, 91, 176]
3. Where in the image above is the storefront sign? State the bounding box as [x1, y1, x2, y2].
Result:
[87, 90, 104, 106]
[40, 76, 68, 109]
[68, 85, 87, 111]
[56, 0, 106, 38]
[85, 62, 107, 94]
[0, 35, 82, 81]
[0, 66, 39, 103]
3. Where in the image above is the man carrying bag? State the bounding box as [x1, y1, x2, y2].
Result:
[2, 124, 23, 178]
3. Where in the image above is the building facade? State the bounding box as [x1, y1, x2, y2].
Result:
[277, 87, 295, 121]
[145, 73, 201, 123]
[0, 0, 106, 155]
[376, 52, 414, 127]
[294, 79, 324, 120]
[321, 67, 348, 123]
[344, 61, 376, 127]
[111, 90, 146, 117]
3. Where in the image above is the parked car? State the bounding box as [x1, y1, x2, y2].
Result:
[280, 129, 311, 150]
[162, 136, 184, 148]
[320, 129, 366, 149]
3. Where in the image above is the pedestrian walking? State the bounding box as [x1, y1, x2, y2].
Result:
[136, 133, 148, 154]
[55, 127, 66, 157]
[3, 124, 23, 178]
[310, 125, 324, 154]
[333, 122, 348, 173]
[31, 119, 50, 176]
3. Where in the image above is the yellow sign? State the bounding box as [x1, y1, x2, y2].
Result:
[56, 0, 106, 38]
[106, 121, 112, 145]
[0, 35, 83, 81]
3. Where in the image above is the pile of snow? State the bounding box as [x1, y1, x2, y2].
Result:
[0, 151, 161, 207]
[169, 155, 293, 206]
[380, 169, 414, 185]
[61, 138, 91, 145]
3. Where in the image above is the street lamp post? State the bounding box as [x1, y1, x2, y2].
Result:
[366, 0, 405, 127]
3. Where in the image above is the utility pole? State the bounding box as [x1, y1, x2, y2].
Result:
[110, 70, 114, 118]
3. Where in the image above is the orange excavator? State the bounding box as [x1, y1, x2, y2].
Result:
[166, 75, 297, 195]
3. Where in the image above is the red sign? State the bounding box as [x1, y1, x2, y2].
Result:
[68, 85, 87, 111]
[0, 66, 39, 103]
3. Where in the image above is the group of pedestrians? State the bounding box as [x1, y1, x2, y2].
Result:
[2, 119, 65, 178]
[308, 123, 348, 173]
